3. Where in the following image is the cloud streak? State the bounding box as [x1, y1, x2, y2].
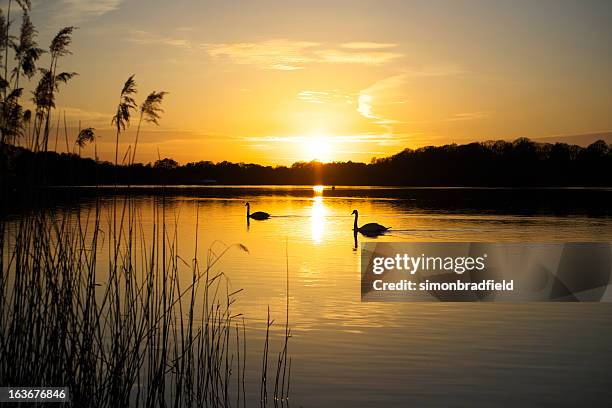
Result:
[403, 64, 466, 77]
[358, 74, 407, 125]
[54, 0, 123, 21]
[297, 90, 353, 104]
[59, 106, 113, 127]
[205, 40, 319, 70]
[313, 49, 402, 65]
[126, 36, 404, 70]
[243, 132, 419, 146]
[341, 42, 398, 49]
[128, 30, 192, 49]
[444, 111, 489, 121]
[204, 39, 403, 70]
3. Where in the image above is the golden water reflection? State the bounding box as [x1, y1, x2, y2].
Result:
[312, 185, 325, 194]
[311, 195, 327, 244]
[6, 188, 612, 407]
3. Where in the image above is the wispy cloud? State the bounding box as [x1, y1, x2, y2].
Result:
[59, 106, 113, 126]
[243, 132, 418, 146]
[356, 66, 465, 127]
[403, 64, 466, 77]
[204, 39, 403, 70]
[296, 76, 406, 128]
[444, 111, 489, 121]
[341, 42, 398, 49]
[269, 64, 304, 71]
[314, 49, 402, 65]
[361, 74, 407, 96]
[297, 90, 353, 104]
[358, 74, 406, 123]
[298, 91, 330, 104]
[205, 40, 319, 70]
[50, 0, 123, 21]
[357, 94, 376, 119]
[128, 30, 192, 49]
[126, 36, 403, 69]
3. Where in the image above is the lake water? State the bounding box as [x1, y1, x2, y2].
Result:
[4, 186, 612, 406]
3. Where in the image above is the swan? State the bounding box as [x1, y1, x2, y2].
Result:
[246, 202, 270, 220]
[352, 209, 389, 236]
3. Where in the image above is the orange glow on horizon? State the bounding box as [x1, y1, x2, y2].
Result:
[22, 1, 610, 166]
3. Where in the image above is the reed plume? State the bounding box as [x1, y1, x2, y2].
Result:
[16, 0, 32, 11]
[34, 26, 76, 151]
[2, 2, 12, 98]
[75, 126, 95, 156]
[49, 26, 75, 60]
[132, 90, 167, 164]
[0, 87, 23, 144]
[11, 10, 43, 88]
[111, 75, 137, 166]
[31, 68, 77, 150]
[2, 0, 32, 92]
[0, 4, 73, 152]
[0, 9, 9, 91]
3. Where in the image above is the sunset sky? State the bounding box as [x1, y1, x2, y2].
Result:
[18, 0, 612, 164]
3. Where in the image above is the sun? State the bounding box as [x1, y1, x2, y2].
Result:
[304, 134, 333, 162]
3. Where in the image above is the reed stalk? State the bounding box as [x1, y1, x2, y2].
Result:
[0, 192, 292, 407]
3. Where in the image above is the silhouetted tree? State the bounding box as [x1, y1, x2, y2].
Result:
[3, 132, 611, 188]
[154, 157, 178, 170]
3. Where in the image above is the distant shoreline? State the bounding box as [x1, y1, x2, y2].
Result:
[3, 184, 611, 219]
[2, 137, 611, 188]
[45, 185, 612, 190]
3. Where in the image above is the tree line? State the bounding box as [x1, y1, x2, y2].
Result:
[2, 137, 610, 187]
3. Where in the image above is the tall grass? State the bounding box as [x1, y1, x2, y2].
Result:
[0, 193, 292, 407]
[1, 3, 292, 404]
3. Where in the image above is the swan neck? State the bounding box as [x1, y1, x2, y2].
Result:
[353, 212, 358, 230]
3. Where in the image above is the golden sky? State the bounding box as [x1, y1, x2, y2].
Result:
[20, 0, 612, 164]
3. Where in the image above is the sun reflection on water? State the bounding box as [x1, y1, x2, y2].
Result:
[311, 195, 327, 244]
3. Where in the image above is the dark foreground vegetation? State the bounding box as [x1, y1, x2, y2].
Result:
[2, 137, 611, 188]
[0, 3, 292, 407]
[0, 194, 292, 407]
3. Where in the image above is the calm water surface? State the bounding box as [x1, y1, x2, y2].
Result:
[7, 186, 612, 406]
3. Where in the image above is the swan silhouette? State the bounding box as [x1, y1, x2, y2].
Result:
[352, 209, 389, 236]
[246, 202, 270, 220]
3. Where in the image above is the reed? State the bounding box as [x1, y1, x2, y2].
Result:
[0, 4, 292, 404]
[0, 193, 292, 407]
